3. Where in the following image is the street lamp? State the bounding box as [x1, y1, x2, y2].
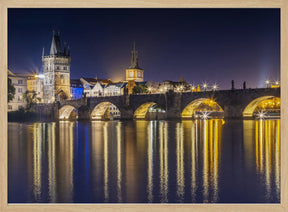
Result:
[212, 83, 218, 91]
[265, 80, 270, 88]
[202, 83, 207, 91]
[148, 87, 152, 94]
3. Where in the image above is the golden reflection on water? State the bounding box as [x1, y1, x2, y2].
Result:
[181, 119, 222, 203]
[159, 121, 168, 203]
[116, 122, 122, 202]
[58, 121, 74, 202]
[25, 118, 279, 203]
[200, 119, 222, 203]
[176, 122, 185, 201]
[253, 119, 280, 200]
[48, 122, 56, 202]
[33, 123, 42, 201]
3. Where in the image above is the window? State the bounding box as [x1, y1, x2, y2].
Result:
[63, 66, 67, 70]
[138, 71, 142, 78]
[18, 80, 23, 84]
[18, 96, 21, 101]
[8, 105, 12, 110]
[57, 66, 60, 70]
[18, 88, 22, 92]
[129, 71, 134, 77]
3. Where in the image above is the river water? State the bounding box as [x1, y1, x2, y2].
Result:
[8, 119, 280, 203]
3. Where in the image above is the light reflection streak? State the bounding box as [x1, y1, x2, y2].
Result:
[147, 121, 153, 202]
[48, 123, 56, 202]
[199, 119, 222, 203]
[117, 122, 122, 202]
[159, 121, 168, 203]
[176, 122, 184, 201]
[103, 122, 109, 202]
[33, 123, 42, 201]
[59, 121, 74, 202]
[254, 119, 280, 201]
[191, 120, 197, 202]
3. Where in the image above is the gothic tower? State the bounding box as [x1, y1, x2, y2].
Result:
[42, 32, 71, 103]
[125, 42, 144, 82]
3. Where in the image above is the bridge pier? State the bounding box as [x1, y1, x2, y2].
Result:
[223, 105, 244, 119]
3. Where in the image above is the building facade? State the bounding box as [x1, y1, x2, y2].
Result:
[27, 74, 44, 102]
[70, 79, 83, 99]
[42, 33, 71, 103]
[8, 70, 27, 111]
[104, 82, 127, 96]
[125, 43, 144, 82]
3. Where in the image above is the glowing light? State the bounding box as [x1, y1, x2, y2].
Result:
[202, 83, 208, 91]
[35, 74, 45, 79]
[275, 80, 279, 85]
[212, 83, 218, 91]
[200, 111, 211, 120]
[256, 110, 267, 120]
[265, 80, 270, 88]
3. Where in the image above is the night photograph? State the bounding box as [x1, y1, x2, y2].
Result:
[7, 8, 280, 204]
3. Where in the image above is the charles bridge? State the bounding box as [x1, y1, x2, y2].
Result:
[32, 87, 280, 120]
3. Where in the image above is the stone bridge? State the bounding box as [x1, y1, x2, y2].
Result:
[33, 88, 280, 120]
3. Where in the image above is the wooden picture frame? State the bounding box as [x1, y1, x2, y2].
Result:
[1, 0, 287, 211]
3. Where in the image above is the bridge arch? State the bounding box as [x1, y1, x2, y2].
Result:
[181, 98, 223, 119]
[59, 105, 78, 120]
[134, 102, 166, 119]
[243, 96, 280, 118]
[91, 101, 121, 120]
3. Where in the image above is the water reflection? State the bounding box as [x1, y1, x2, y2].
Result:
[8, 119, 280, 203]
[200, 119, 222, 203]
[58, 121, 74, 202]
[159, 121, 168, 203]
[254, 119, 280, 201]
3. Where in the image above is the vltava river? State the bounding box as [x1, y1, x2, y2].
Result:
[8, 119, 280, 203]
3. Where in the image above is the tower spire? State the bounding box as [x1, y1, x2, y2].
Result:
[130, 41, 139, 69]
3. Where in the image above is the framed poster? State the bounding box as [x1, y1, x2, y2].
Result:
[1, 0, 287, 211]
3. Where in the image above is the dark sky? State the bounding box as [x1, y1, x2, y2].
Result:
[8, 8, 280, 89]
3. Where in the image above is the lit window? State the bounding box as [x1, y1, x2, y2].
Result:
[129, 71, 134, 77]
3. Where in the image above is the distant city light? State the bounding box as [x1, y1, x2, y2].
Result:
[265, 80, 270, 88]
[212, 83, 218, 91]
[202, 83, 208, 91]
[275, 80, 279, 85]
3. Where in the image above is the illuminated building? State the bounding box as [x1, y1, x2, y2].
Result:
[81, 78, 111, 97]
[42, 32, 71, 103]
[70, 79, 83, 99]
[27, 74, 44, 102]
[7, 69, 27, 111]
[104, 82, 127, 96]
[125, 43, 144, 82]
[158, 78, 189, 93]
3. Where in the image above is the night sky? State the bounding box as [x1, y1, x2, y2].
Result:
[8, 8, 280, 89]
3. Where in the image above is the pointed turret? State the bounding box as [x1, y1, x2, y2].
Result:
[129, 42, 141, 69]
[49, 31, 62, 55]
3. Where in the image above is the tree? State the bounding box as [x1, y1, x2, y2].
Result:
[22, 90, 41, 109]
[8, 78, 15, 102]
[132, 84, 148, 94]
